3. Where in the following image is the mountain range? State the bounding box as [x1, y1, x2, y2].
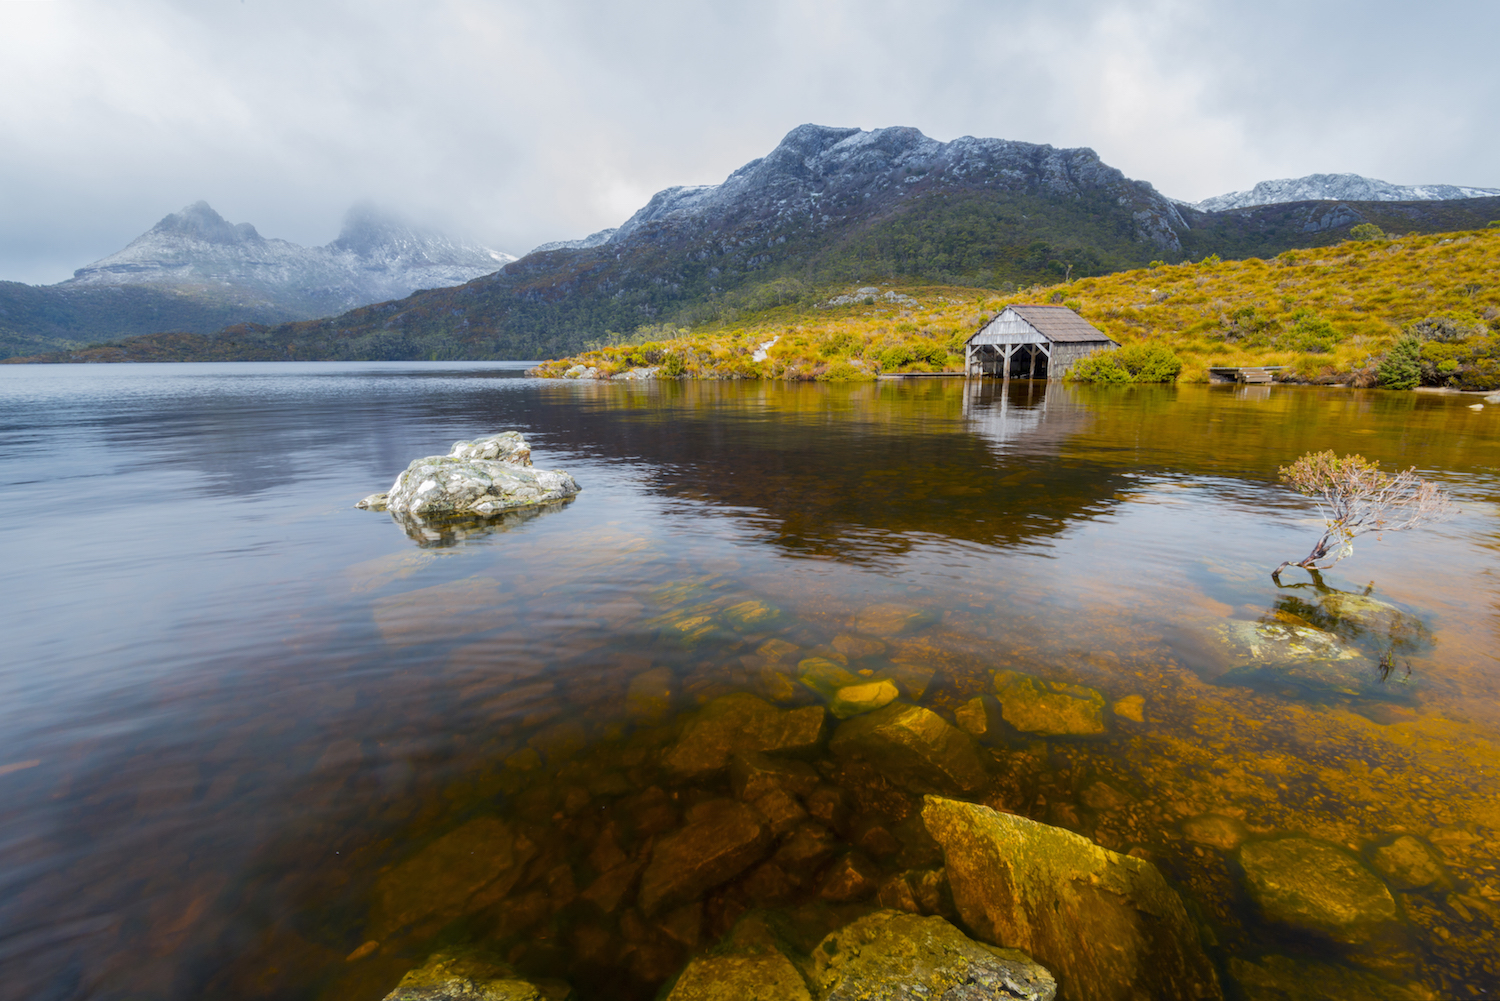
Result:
[1190, 173, 1500, 212]
[8, 124, 1500, 363]
[0, 203, 511, 358]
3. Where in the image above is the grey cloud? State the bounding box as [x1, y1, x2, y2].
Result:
[1, 0, 1496, 285]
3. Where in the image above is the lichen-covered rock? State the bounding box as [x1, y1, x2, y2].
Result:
[639, 799, 772, 915]
[811, 910, 1056, 1001]
[1367, 834, 1453, 892]
[830, 703, 987, 795]
[663, 694, 826, 779]
[369, 817, 535, 940]
[992, 671, 1107, 737]
[922, 797, 1221, 1001]
[1227, 954, 1425, 1001]
[447, 431, 532, 464]
[662, 953, 811, 1001]
[1238, 838, 1398, 943]
[358, 432, 579, 518]
[382, 951, 571, 1001]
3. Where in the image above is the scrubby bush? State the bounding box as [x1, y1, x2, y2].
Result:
[1349, 223, 1386, 242]
[1278, 310, 1341, 353]
[661, 352, 687, 378]
[1408, 312, 1485, 343]
[1068, 343, 1182, 383]
[1376, 335, 1421, 389]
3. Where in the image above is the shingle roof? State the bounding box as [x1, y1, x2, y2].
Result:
[1007, 304, 1115, 343]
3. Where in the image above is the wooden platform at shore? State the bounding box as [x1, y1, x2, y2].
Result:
[1209, 366, 1283, 384]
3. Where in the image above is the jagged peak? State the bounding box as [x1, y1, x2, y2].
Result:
[146, 201, 262, 246]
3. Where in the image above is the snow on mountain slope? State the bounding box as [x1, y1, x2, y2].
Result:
[1192, 173, 1500, 212]
[528, 228, 618, 254]
[64, 202, 514, 317]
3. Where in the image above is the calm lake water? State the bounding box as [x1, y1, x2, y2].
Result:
[1, 363, 1498, 1000]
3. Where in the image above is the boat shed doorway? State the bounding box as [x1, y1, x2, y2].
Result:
[965, 304, 1118, 380]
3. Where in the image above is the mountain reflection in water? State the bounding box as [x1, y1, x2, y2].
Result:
[1, 365, 1498, 1001]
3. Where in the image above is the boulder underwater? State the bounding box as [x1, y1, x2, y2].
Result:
[380, 950, 572, 1001]
[658, 909, 1056, 1001]
[922, 796, 1222, 1001]
[357, 432, 580, 527]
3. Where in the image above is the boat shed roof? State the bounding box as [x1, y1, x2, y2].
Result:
[968, 304, 1117, 346]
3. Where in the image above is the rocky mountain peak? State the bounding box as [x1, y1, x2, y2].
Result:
[606, 123, 1185, 252]
[146, 201, 263, 246]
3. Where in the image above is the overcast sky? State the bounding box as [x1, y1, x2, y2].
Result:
[3, 0, 1497, 284]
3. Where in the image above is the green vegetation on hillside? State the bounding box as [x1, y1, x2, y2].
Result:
[527, 228, 1500, 387]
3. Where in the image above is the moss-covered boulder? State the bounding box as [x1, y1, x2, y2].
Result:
[381, 950, 571, 1001]
[663, 694, 826, 779]
[662, 953, 811, 1001]
[369, 817, 535, 941]
[1238, 838, 1398, 943]
[992, 671, 1107, 737]
[922, 797, 1221, 1001]
[829, 703, 987, 794]
[811, 910, 1056, 1001]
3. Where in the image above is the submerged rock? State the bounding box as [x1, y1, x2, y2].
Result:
[1181, 814, 1250, 851]
[811, 910, 1056, 1001]
[1238, 838, 1398, 943]
[662, 694, 826, 779]
[662, 953, 811, 1001]
[382, 951, 571, 1001]
[1367, 834, 1453, 892]
[1227, 954, 1425, 1001]
[922, 797, 1221, 1001]
[638, 799, 772, 915]
[369, 817, 536, 940]
[992, 671, 1107, 737]
[829, 703, 987, 795]
[358, 432, 579, 520]
[1210, 617, 1414, 700]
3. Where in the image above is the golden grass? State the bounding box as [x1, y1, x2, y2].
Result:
[530, 229, 1500, 383]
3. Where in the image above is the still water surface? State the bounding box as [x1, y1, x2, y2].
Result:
[1, 363, 1498, 999]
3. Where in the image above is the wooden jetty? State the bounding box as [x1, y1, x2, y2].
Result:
[1208, 366, 1283, 384]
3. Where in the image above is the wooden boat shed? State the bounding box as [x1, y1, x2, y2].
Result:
[965, 304, 1119, 380]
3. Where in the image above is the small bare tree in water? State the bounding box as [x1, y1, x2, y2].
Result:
[1272, 451, 1456, 580]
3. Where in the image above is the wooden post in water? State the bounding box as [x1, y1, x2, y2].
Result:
[1027, 345, 1037, 380]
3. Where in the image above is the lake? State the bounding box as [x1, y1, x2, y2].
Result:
[1, 363, 1497, 1000]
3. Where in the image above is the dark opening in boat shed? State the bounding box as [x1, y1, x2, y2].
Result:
[965, 304, 1119, 380]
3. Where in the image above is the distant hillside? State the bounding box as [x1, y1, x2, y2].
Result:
[12, 125, 1500, 364]
[0, 202, 511, 358]
[1191, 173, 1500, 212]
[528, 227, 1500, 390]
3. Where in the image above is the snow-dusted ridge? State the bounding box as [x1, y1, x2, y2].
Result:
[63, 201, 515, 318]
[1189, 173, 1500, 212]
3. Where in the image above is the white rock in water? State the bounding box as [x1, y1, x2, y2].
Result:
[358, 432, 579, 518]
[447, 431, 531, 464]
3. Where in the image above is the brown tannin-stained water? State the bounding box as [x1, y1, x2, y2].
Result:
[2, 363, 1498, 1000]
